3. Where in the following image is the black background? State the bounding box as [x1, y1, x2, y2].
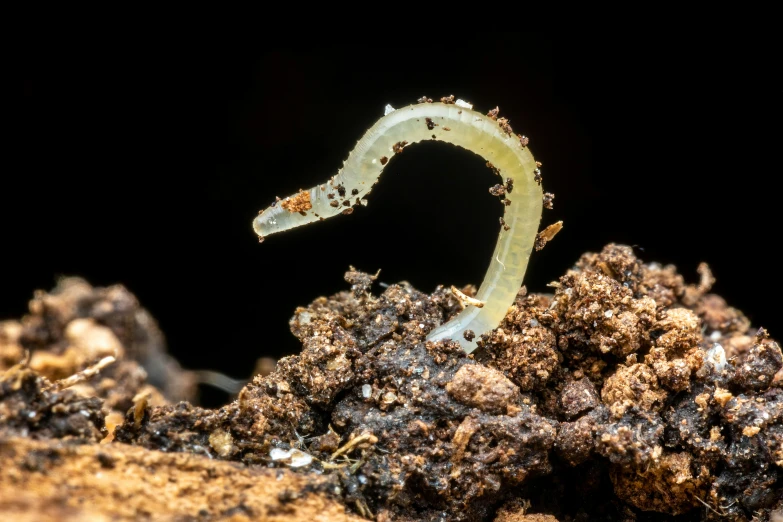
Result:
[7, 36, 780, 402]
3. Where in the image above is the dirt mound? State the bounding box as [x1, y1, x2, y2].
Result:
[2, 245, 781, 521]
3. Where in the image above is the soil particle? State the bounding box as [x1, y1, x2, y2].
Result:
[281, 190, 314, 213]
[489, 184, 506, 197]
[487, 161, 501, 177]
[446, 364, 522, 415]
[595, 409, 664, 467]
[610, 451, 706, 515]
[645, 308, 704, 392]
[697, 293, 751, 335]
[344, 266, 380, 298]
[558, 378, 599, 420]
[498, 118, 513, 135]
[601, 363, 667, 419]
[554, 413, 597, 466]
[732, 329, 782, 391]
[534, 222, 563, 251]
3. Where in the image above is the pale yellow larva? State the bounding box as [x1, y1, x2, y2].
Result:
[253, 99, 544, 353]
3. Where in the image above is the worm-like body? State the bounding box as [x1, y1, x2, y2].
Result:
[253, 100, 543, 352]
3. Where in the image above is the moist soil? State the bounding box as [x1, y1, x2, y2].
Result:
[1, 244, 781, 521]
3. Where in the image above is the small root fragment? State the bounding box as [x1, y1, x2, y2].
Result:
[320, 461, 349, 470]
[132, 391, 150, 429]
[330, 432, 378, 461]
[355, 499, 374, 519]
[451, 286, 485, 309]
[51, 355, 116, 391]
[535, 221, 564, 251]
[696, 262, 715, 293]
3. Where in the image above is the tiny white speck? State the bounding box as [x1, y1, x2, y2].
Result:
[384, 104, 395, 115]
[706, 343, 726, 372]
[455, 99, 473, 109]
[604, 310, 613, 318]
[710, 331, 722, 341]
[270, 447, 313, 468]
[372, 159, 377, 164]
[289, 450, 313, 467]
[362, 384, 372, 398]
[270, 448, 289, 461]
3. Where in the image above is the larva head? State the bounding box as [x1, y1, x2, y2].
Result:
[253, 205, 285, 238]
[253, 190, 325, 240]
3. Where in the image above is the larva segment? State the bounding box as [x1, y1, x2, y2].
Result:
[253, 102, 543, 353]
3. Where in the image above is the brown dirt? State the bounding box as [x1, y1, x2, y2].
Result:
[0, 436, 362, 522]
[2, 245, 782, 521]
[280, 189, 313, 213]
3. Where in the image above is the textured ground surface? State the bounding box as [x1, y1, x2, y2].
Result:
[1, 245, 781, 521]
[0, 436, 361, 522]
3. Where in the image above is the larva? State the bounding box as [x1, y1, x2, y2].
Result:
[253, 98, 544, 353]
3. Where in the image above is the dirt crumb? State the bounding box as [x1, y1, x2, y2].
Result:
[446, 363, 521, 414]
[280, 190, 313, 213]
[534, 221, 563, 251]
[559, 378, 599, 419]
[611, 452, 705, 515]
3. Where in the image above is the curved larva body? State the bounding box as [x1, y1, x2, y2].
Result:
[253, 102, 543, 353]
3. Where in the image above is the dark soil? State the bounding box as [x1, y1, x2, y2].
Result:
[1, 244, 781, 521]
